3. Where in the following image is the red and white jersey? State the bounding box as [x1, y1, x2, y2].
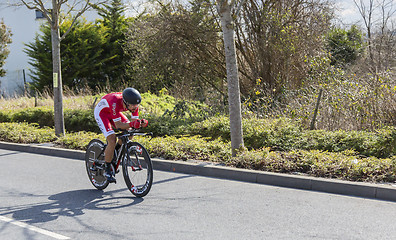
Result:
[97, 92, 139, 122]
[94, 92, 139, 137]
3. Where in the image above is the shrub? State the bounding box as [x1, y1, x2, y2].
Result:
[64, 109, 98, 133]
[142, 114, 190, 136]
[299, 127, 396, 158]
[188, 116, 396, 158]
[0, 122, 56, 143]
[231, 148, 396, 182]
[140, 90, 176, 116]
[56, 131, 105, 150]
[141, 98, 215, 137]
[136, 135, 231, 162]
[188, 117, 304, 150]
[187, 115, 231, 140]
[243, 118, 303, 150]
[11, 107, 54, 127]
[0, 110, 11, 122]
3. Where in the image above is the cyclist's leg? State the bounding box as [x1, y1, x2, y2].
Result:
[111, 113, 130, 157]
[94, 99, 114, 137]
[94, 103, 117, 183]
[103, 134, 117, 183]
[94, 106, 116, 162]
[105, 134, 116, 163]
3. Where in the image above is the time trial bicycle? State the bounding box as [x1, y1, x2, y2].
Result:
[85, 129, 153, 197]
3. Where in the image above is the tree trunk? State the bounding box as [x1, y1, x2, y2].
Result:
[18, 0, 94, 137]
[217, 1, 244, 156]
[51, 0, 65, 136]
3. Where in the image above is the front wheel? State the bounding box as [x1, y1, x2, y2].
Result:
[85, 139, 109, 190]
[122, 142, 153, 197]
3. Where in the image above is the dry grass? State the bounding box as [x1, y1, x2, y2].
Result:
[0, 96, 37, 110]
[0, 95, 98, 110]
[0, 86, 101, 111]
[244, 59, 396, 131]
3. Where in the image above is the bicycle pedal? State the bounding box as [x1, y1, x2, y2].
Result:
[106, 176, 117, 183]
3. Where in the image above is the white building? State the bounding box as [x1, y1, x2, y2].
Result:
[0, 4, 102, 98]
[0, 6, 42, 97]
[0, 1, 140, 98]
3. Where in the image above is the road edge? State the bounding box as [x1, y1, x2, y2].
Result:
[1, 141, 395, 202]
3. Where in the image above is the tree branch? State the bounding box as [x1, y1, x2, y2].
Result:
[60, 1, 90, 41]
[20, 0, 52, 23]
[58, 0, 106, 41]
[234, 0, 246, 18]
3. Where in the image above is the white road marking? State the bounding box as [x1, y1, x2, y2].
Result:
[0, 215, 70, 239]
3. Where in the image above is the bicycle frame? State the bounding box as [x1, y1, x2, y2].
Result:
[112, 130, 153, 172]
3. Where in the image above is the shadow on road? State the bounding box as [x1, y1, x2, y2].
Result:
[0, 151, 21, 157]
[153, 174, 194, 185]
[2, 188, 143, 224]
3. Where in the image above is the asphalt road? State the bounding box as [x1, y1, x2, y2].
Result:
[1, 148, 396, 240]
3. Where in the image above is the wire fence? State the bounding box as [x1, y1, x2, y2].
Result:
[0, 69, 33, 98]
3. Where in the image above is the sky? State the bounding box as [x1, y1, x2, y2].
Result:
[334, 0, 362, 24]
[334, 0, 396, 26]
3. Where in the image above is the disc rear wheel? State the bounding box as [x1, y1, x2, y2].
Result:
[85, 139, 109, 190]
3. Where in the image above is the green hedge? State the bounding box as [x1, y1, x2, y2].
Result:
[1, 107, 395, 159]
[0, 122, 57, 143]
[64, 109, 98, 133]
[231, 148, 396, 183]
[299, 127, 396, 158]
[187, 117, 396, 158]
[0, 107, 99, 133]
[12, 107, 54, 127]
[0, 110, 12, 122]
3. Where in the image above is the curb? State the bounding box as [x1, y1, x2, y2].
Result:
[1, 141, 395, 202]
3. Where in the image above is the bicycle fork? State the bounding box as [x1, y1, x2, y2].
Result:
[126, 145, 143, 171]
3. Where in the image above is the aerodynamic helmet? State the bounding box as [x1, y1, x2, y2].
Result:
[122, 87, 141, 105]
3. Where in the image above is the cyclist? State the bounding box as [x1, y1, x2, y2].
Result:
[94, 87, 148, 183]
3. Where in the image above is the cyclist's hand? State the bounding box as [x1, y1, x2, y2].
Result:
[141, 119, 148, 128]
[129, 120, 141, 129]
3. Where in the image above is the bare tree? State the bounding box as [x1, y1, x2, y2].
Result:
[376, 0, 396, 71]
[234, 0, 332, 94]
[9, 0, 104, 136]
[354, 0, 375, 65]
[353, 0, 396, 72]
[216, 0, 245, 156]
